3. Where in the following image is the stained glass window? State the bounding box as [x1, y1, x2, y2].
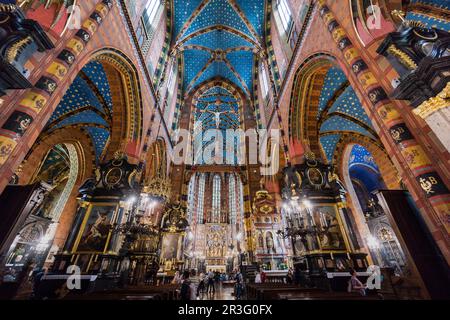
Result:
[139, 0, 162, 53]
[260, 64, 269, 98]
[212, 175, 221, 223]
[197, 173, 206, 224]
[277, 0, 292, 33]
[187, 174, 196, 222]
[229, 174, 237, 224]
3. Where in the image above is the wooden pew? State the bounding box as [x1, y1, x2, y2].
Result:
[246, 283, 325, 300]
[278, 291, 382, 300]
[65, 284, 179, 300]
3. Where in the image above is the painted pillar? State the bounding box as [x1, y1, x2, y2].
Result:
[0, 0, 114, 190]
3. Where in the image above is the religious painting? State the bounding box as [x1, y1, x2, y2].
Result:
[161, 233, 180, 261]
[307, 168, 324, 187]
[335, 258, 348, 271]
[76, 205, 116, 252]
[313, 205, 347, 251]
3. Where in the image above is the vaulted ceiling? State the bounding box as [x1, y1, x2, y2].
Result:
[173, 0, 265, 164]
[317, 67, 378, 162]
[173, 0, 264, 97]
[44, 61, 112, 161]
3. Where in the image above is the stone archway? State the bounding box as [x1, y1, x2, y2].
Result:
[90, 49, 144, 160]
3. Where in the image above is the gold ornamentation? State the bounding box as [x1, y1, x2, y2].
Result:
[0, 3, 17, 12]
[419, 177, 438, 194]
[391, 10, 426, 29]
[413, 83, 450, 119]
[143, 175, 172, 201]
[387, 44, 418, 70]
[6, 36, 33, 63]
[305, 151, 316, 161]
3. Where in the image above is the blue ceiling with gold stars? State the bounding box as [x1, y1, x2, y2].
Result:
[349, 145, 379, 172]
[45, 61, 112, 161]
[174, 0, 264, 96]
[318, 66, 378, 162]
[349, 145, 384, 193]
[174, 0, 264, 165]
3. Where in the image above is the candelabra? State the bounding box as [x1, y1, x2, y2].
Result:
[277, 197, 330, 250]
[116, 194, 160, 256]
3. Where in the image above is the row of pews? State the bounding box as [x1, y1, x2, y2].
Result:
[64, 284, 180, 300]
[246, 283, 382, 300]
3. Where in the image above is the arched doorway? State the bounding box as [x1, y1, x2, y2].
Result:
[345, 144, 406, 274]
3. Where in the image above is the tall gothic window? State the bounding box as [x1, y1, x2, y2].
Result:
[229, 174, 237, 224]
[260, 64, 269, 98]
[212, 175, 221, 223]
[138, 0, 162, 54]
[187, 174, 196, 223]
[238, 176, 244, 231]
[277, 0, 292, 34]
[197, 173, 206, 224]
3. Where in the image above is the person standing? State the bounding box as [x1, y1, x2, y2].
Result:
[207, 270, 215, 294]
[234, 269, 244, 300]
[197, 273, 206, 298]
[254, 271, 262, 284]
[189, 269, 200, 300]
[260, 269, 266, 283]
[286, 268, 293, 284]
[180, 271, 192, 301]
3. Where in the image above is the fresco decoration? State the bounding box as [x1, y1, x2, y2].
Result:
[43, 61, 113, 162]
[348, 144, 379, 172]
[1, 111, 34, 137]
[173, 0, 264, 96]
[316, 66, 379, 163]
